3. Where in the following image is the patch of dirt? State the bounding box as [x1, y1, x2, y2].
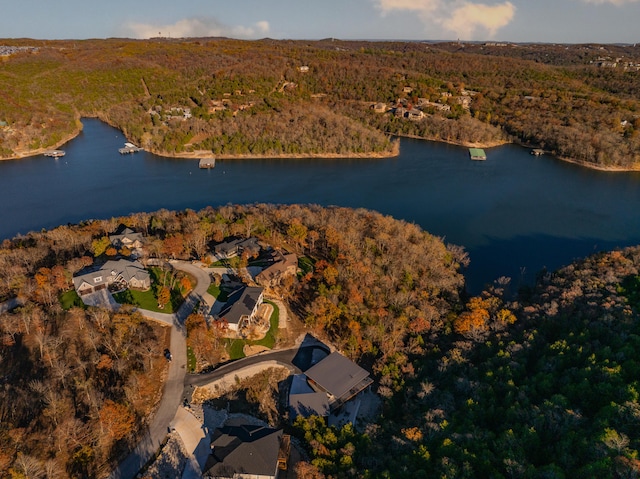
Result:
[140, 433, 189, 479]
[243, 344, 270, 355]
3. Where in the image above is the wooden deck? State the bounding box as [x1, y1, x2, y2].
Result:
[119, 143, 143, 154]
[199, 158, 216, 169]
[44, 150, 65, 158]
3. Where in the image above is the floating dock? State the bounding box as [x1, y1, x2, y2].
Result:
[44, 150, 65, 158]
[199, 158, 216, 169]
[531, 149, 545, 156]
[469, 148, 487, 161]
[119, 142, 143, 154]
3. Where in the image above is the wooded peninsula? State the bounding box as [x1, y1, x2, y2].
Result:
[1, 38, 640, 169]
[1, 205, 640, 477]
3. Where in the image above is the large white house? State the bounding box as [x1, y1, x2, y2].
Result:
[73, 259, 151, 296]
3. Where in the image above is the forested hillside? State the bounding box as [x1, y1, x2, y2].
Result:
[295, 246, 640, 478]
[1, 38, 639, 167]
[0, 205, 466, 477]
[1, 205, 640, 477]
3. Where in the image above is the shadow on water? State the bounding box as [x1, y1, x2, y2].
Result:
[465, 234, 633, 294]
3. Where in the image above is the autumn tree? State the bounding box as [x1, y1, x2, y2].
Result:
[99, 400, 135, 441]
[91, 236, 110, 257]
[157, 286, 171, 309]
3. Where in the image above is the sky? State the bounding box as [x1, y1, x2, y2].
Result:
[1, 0, 639, 44]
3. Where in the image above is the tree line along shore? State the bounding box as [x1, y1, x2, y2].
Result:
[1, 38, 640, 170]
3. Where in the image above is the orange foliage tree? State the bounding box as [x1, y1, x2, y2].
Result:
[99, 400, 134, 441]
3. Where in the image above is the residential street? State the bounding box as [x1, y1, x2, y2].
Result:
[110, 261, 304, 479]
[109, 261, 209, 479]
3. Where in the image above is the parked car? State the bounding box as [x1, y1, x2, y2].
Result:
[164, 348, 172, 361]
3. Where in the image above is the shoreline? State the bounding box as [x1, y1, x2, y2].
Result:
[149, 146, 400, 161]
[3, 122, 640, 172]
[391, 132, 510, 149]
[554, 155, 640, 172]
[0, 122, 83, 161]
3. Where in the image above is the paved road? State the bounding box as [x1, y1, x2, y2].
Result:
[171, 261, 212, 321]
[110, 261, 304, 479]
[110, 261, 210, 479]
[185, 347, 302, 387]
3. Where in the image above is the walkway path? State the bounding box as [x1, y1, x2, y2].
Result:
[269, 298, 289, 329]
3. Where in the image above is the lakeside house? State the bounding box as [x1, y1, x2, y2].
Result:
[289, 351, 373, 419]
[407, 108, 424, 121]
[73, 259, 150, 296]
[255, 251, 298, 288]
[203, 419, 288, 479]
[213, 237, 261, 260]
[109, 226, 144, 250]
[215, 286, 264, 332]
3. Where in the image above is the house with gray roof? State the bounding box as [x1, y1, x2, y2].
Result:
[303, 352, 373, 411]
[289, 374, 331, 420]
[213, 237, 260, 259]
[203, 420, 284, 479]
[215, 286, 264, 331]
[109, 226, 144, 251]
[255, 251, 298, 288]
[73, 259, 150, 296]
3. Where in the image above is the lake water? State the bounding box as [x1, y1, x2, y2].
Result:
[2, 118, 640, 293]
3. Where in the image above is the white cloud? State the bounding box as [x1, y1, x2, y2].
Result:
[125, 17, 270, 39]
[373, 0, 515, 39]
[442, 2, 516, 38]
[377, 0, 440, 14]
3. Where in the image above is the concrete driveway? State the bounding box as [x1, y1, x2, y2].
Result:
[110, 261, 304, 479]
[110, 261, 210, 479]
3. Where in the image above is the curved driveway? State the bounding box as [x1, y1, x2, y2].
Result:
[110, 261, 211, 479]
[185, 347, 301, 387]
[110, 262, 303, 479]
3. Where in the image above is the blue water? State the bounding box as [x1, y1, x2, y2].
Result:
[2, 118, 640, 293]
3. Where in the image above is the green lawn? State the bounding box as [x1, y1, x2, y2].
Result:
[113, 266, 189, 313]
[113, 288, 176, 314]
[298, 256, 315, 275]
[223, 300, 280, 358]
[60, 289, 85, 310]
[206, 283, 229, 302]
[209, 257, 242, 268]
[226, 339, 246, 360]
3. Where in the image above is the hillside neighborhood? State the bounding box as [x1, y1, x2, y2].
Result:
[65, 225, 378, 478]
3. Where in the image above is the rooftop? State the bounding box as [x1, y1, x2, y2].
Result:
[204, 421, 282, 478]
[304, 352, 372, 405]
[217, 286, 263, 325]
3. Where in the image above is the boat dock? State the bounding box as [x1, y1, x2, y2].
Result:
[44, 150, 65, 158]
[531, 149, 545, 156]
[199, 158, 216, 169]
[119, 142, 143, 154]
[469, 148, 487, 161]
